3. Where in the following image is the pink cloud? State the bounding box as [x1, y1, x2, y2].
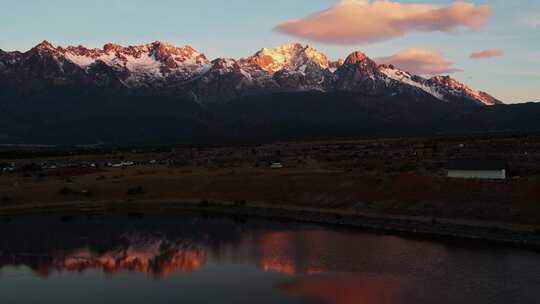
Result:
[470, 49, 504, 59]
[375, 48, 462, 76]
[274, 0, 492, 45]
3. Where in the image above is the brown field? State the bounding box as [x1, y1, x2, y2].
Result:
[1, 135, 539, 226]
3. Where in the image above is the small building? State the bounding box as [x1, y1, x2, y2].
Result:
[447, 159, 506, 180]
[270, 162, 283, 169]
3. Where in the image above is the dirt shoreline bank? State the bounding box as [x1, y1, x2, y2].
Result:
[2, 200, 539, 250]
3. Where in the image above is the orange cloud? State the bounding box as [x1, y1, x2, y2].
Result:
[375, 48, 462, 76]
[274, 0, 492, 44]
[470, 49, 504, 59]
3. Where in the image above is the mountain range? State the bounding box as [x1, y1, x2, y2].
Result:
[0, 41, 538, 145]
[0, 41, 501, 106]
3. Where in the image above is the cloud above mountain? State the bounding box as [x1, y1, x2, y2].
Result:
[274, 0, 492, 45]
[375, 48, 462, 76]
[470, 49, 504, 59]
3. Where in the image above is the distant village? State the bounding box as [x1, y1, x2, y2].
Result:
[1, 135, 539, 180]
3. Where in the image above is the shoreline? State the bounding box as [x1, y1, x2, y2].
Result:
[2, 200, 539, 250]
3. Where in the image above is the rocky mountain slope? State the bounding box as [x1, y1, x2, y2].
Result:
[0, 41, 502, 106]
[1, 41, 530, 145]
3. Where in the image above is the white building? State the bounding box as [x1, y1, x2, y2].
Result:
[270, 162, 283, 169]
[447, 160, 506, 180]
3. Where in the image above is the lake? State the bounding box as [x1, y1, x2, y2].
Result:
[0, 214, 539, 304]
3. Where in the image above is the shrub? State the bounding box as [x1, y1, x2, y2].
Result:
[60, 215, 73, 222]
[234, 200, 247, 207]
[1, 195, 13, 204]
[127, 212, 144, 219]
[58, 187, 93, 197]
[59, 187, 76, 195]
[199, 199, 209, 207]
[232, 216, 247, 224]
[127, 186, 145, 196]
[81, 189, 94, 197]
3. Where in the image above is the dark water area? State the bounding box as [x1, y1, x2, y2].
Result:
[0, 214, 539, 304]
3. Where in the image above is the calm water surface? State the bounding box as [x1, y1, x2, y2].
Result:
[0, 214, 539, 304]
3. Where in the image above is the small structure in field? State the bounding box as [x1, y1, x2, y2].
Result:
[270, 162, 283, 169]
[447, 159, 506, 180]
[1, 162, 16, 173]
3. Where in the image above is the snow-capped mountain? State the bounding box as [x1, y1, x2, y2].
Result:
[241, 43, 330, 73]
[427, 75, 500, 106]
[0, 41, 502, 106]
[58, 41, 210, 87]
[331, 51, 501, 106]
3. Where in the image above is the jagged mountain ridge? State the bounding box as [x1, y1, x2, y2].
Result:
[0, 41, 502, 106]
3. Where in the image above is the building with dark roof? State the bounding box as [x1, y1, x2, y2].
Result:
[447, 159, 507, 180]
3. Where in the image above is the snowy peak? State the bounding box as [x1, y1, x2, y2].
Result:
[340, 51, 379, 75]
[301, 44, 330, 68]
[329, 59, 344, 72]
[245, 43, 329, 73]
[336, 54, 502, 106]
[58, 42, 209, 69]
[103, 43, 123, 53]
[378, 66, 501, 105]
[27, 40, 62, 59]
[334, 51, 381, 88]
[430, 75, 466, 90]
[210, 58, 240, 73]
[151, 42, 208, 66]
[60, 45, 105, 63]
[43, 41, 212, 86]
[344, 51, 369, 65]
[379, 65, 445, 100]
[33, 40, 56, 51]
[428, 75, 502, 105]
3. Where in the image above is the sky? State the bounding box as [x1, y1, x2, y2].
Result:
[0, 0, 538, 103]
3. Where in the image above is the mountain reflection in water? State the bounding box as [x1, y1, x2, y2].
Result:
[1, 215, 539, 304]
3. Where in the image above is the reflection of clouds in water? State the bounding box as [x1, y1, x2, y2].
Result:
[281, 272, 413, 304]
[258, 231, 297, 276]
[217, 229, 450, 277]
